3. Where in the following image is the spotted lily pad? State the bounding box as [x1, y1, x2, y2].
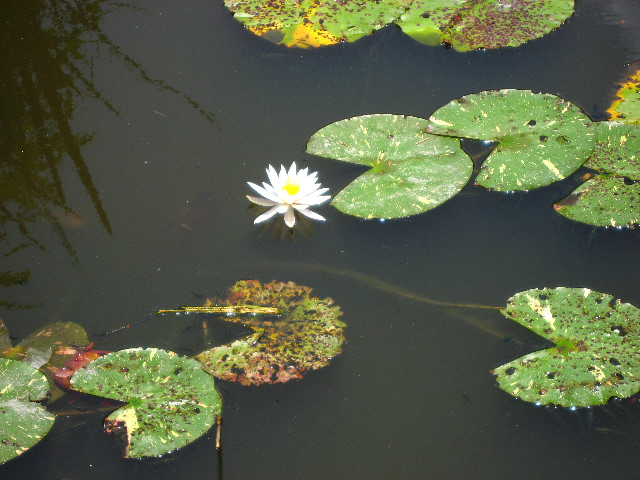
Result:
[397, 0, 574, 51]
[70, 348, 222, 458]
[554, 122, 640, 228]
[607, 65, 640, 125]
[425, 89, 597, 191]
[224, 0, 411, 48]
[195, 280, 345, 385]
[0, 321, 89, 403]
[0, 358, 55, 464]
[492, 287, 640, 407]
[306, 114, 472, 219]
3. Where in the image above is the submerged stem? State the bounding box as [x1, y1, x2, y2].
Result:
[155, 305, 282, 315]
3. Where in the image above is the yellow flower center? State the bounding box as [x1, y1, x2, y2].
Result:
[283, 177, 300, 196]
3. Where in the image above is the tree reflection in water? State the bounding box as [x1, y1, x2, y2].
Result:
[0, 1, 217, 308]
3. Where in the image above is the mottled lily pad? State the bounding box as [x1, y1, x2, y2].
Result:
[425, 89, 597, 190]
[554, 122, 640, 228]
[0, 358, 55, 464]
[492, 287, 640, 407]
[397, 0, 574, 51]
[224, 0, 411, 48]
[195, 280, 345, 385]
[0, 321, 89, 403]
[306, 114, 472, 219]
[70, 348, 222, 458]
[607, 65, 640, 125]
[554, 175, 640, 228]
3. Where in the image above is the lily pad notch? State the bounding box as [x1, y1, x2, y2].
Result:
[492, 287, 640, 408]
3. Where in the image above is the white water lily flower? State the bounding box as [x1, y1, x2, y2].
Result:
[247, 162, 330, 228]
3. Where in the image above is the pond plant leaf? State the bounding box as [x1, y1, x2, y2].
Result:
[195, 280, 345, 386]
[492, 287, 640, 407]
[607, 65, 640, 124]
[224, 0, 411, 48]
[306, 114, 472, 219]
[0, 358, 55, 464]
[425, 89, 597, 191]
[70, 348, 222, 458]
[397, 0, 574, 51]
[554, 122, 640, 228]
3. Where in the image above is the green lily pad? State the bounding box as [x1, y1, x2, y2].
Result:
[607, 66, 640, 125]
[0, 358, 55, 464]
[0, 321, 90, 403]
[492, 287, 640, 407]
[195, 280, 346, 385]
[224, 0, 411, 48]
[70, 348, 222, 458]
[397, 0, 574, 51]
[553, 175, 640, 228]
[425, 89, 597, 191]
[306, 114, 472, 219]
[583, 122, 640, 180]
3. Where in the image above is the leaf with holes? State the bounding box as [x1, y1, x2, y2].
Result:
[425, 89, 597, 190]
[224, 0, 411, 48]
[70, 348, 222, 458]
[0, 358, 55, 464]
[195, 280, 345, 385]
[306, 114, 472, 219]
[397, 0, 574, 51]
[554, 122, 640, 228]
[491, 287, 640, 407]
[608, 65, 640, 125]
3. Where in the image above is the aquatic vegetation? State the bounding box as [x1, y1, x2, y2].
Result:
[195, 280, 346, 385]
[224, 0, 575, 50]
[247, 162, 330, 228]
[607, 64, 640, 124]
[492, 287, 640, 407]
[306, 114, 472, 219]
[0, 358, 55, 464]
[70, 348, 222, 458]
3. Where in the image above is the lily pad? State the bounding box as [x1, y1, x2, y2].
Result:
[306, 114, 472, 219]
[224, 0, 411, 48]
[0, 358, 55, 464]
[553, 122, 640, 228]
[553, 175, 640, 228]
[583, 122, 640, 180]
[607, 65, 640, 124]
[425, 89, 597, 190]
[70, 348, 222, 458]
[397, 0, 574, 51]
[195, 280, 345, 385]
[492, 287, 640, 407]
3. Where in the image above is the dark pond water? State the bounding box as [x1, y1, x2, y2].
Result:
[2, 1, 640, 479]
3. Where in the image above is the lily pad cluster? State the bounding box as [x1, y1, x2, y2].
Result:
[492, 287, 640, 408]
[607, 64, 640, 125]
[195, 280, 346, 385]
[306, 89, 640, 227]
[225, 0, 575, 50]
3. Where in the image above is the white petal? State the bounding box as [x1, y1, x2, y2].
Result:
[254, 206, 281, 224]
[295, 206, 326, 222]
[284, 206, 296, 227]
[247, 195, 277, 207]
[248, 182, 282, 204]
[287, 162, 298, 179]
[266, 165, 280, 189]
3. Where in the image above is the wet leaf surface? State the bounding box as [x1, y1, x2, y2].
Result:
[554, 122, 640, 227]
[398, 0, 574, 51]
[554, 175, 640, 228]
[224, 0, 411, 48]
[70, 348, 222, 458]
[492, 287, 640, 407]
[0, 358, 55, 464]
[195, 280, 345, 385]
[306, 114, 472, 219]
[425, 89, 597, 190]
[607, 64, 640, 124]
[0, 321, 89, 403]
